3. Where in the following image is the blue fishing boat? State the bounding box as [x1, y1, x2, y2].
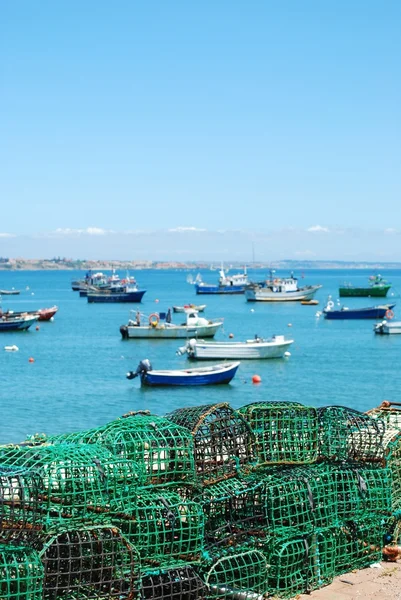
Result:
[87, 280, 146, 303]
[126, 359, 240, 386]
[194, 268, 250, 294]
[323, 300, 395, 320]
[0, 314, 38, 331]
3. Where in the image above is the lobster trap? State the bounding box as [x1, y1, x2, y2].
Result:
[0, 466, 43, 544]
[51, 412, 197, 487]
[202, 547, 270, 599]
[368, 401, 401, 431]
[307, 528, 337, 592]
[335, 518, 384, 572]
[0, 444, 143, 522]
[38, 525, 139, 600]
[140, 564, 207, 600]
[200, 475, 266, 548]
[113, 490, 204, 563]
[317, 406, 385, 462]
[263, 531, 311, 598]
[0, 544, 44, 600]
[165, 404, 256, 485]
[237, 401, 318, 466]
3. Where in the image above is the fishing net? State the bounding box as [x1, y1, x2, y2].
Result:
[317, 406, 385, 462]
[49, 412, 197, 487]
[0, 444, 143, 522]
[0, 466, 43, 544]
[307, 528, 337, 592]
[335, 518, 384, 572]
[38, 525, 139, 600]
[140, 564, 207, 600]
[112, 489, 204, 563]
[202, 547, 269, 599]
[165, 404, 256, 485]
[263, 531, 310, 598]
[200, 475, 266, 549]
[0, 544, 44, 600]
[237, 401, 318, 466]
[368, 401, 401, 431]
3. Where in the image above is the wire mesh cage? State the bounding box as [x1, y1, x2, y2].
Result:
[0, 466, 44, 544]
[237, 401, 319, 466]
[39, 526, 139, 600]
[262, 531, 310, 598]
[385, 432, 401, 513]
[202, 547, 270, 599]
[50, 412, 197, 487]
[367, 401, 401, 431]
[306, 528, 337, 592]
[0, 444, 143, 522]
[335, 518, 384, 573]
[317, 406, 385, 462]
[140, 564, 208, 600]
[165, 404, 256, 485]
[200, 475, 266, 549]
[331, 464, 392, 521]
[113, 489, 204, 563]
[0, 544, 44, 600]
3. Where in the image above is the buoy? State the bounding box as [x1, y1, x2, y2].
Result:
[288, 323, 292, 327]
[31, 292, 34, 295]
[250, 309, 254, 312]
[229, 333, 234, 338]
[36, 326, 40, 331]
[4, 345, 18, 352]
[50, 317, 54, 321]
[155, 299, 159, 303]
[28, 357, 35, 363]
[252, 374, 261, 384]
[284, 351, 291, 357]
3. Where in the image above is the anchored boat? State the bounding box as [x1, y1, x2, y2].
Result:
[245, 271, 321, 302]
[126, 358, 240, 386]
[178, 335, 293, 360]
[120, 310, 223, 339]
[339, 274, 391, 298]
[194, 268, 250, 295]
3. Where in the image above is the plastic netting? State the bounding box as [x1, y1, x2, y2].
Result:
[165, 404, 256, 485]
[49, 412, 197, 487]
[39, 526, 139, 600]
[0, 466, 43, 544]
[140, 564, 208, 600]
[307, 528, 337, 592]
[200, 475, 266, 548]
[202, 548, 269, 599]
[263, 531, 311, 598]
[317, 406, 385, 462]
[112, 490, 204, 562]
[237, 401, 318, 465]
[335, 518, 384, 572]
[368, 401, 401, 431]
[0, 444, 143, 522]
[0, 544, 44, 600]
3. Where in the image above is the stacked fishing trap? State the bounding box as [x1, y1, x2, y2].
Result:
[0, 401, 398, 599]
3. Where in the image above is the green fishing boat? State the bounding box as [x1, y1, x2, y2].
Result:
[339, 274, 391, 297]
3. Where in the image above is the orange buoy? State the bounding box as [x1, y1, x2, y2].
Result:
[229, 333, 234, 338]
[28, 357, 35, 363]
[252, 374, 261, 384]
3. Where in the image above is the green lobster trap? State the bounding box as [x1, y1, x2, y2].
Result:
[237, 401, 318, 466]
[307, 528, 337, 592]
[0, 444, 143, 523]
[202, 547, 269, 599]
[140, 564, 207, 600]
[335, 518, 384, 573]
[0, 466, 43, 544]
[200, 475, 266, 549]
[0, 544, 44, 600]
[49, 412, 197, 487]
[113, 489, 204, 563]
[317, 406, 385, 462]
[165, 404, 256, 485]
[368, 401, 401, 431]
[262, 531, 311, 598]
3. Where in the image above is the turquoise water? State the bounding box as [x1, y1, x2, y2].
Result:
[1, 268, 400, 445]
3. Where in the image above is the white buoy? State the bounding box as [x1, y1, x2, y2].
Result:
[288, 323, 292, 327]
[284, 351, 291, 357]
[250, 308, 255, 312]
[31, 292, 34, 295]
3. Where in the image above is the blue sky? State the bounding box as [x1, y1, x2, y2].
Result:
[1, 1, 400, 260]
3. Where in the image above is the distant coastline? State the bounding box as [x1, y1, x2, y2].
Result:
[1, 258, 401, 271]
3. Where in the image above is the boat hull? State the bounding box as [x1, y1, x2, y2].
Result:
[186, 339, 293, 359]
[324, 304, 395, 320]
[375, 320, 401, 334]
[120, 322, 222, 339]
[88, 290, 146, 303]
[195, 284, 246, 294]
[0, 290, 20, 295]
[245, 285, 321, 302]
[141, 362, 240, 386]
[0, 316, 38, 331]
[339, 286, 391, 298]
[37, 307, 58, 321]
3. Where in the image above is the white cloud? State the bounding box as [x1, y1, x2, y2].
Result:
[307, 225, 329, 233]
[54, 227, 109, 236]
[384, 228, 399, 235]
[0, 233, 16, 238]
[168, 226, 207, 233]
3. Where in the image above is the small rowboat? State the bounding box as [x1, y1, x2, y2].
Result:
[0, 289, 20, 295]
[126, 359, 240, 386]
[173, 304, 206, 313]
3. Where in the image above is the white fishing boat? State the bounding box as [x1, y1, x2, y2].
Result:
[245, 271, 321, 302]
[120, 310, 223, 339]
[374, 320, 401, 335]
[173, 304, 206, 313]
[178, 334, 293, 360]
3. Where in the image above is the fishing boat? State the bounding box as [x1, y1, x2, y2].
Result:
[120, 310, 223, 339]
[173, 304, 206, 313]
[87, 281, 146, 303]
[339, 274, 391, 298]
[37, 306, 58, 321]
[0, 289, 20, 295]
[374, 320, 401, 334]
[0, 306, 58, 322]
[194, 268, 250, 294]
[126, 358, 240, 386]
[322, 298, 395, 320]
[0, 314, 38, 331]
[177, 334, 294, 360]
[245, 271, 321, 302]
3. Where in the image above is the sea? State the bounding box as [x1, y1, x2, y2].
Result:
[1, 268, 400, 445]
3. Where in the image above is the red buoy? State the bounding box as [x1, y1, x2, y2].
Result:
[229, 333, 234, 338]
[36, 326, 40, 331]
[28, 357, 35, 363]
[252, 374, 261, 384]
